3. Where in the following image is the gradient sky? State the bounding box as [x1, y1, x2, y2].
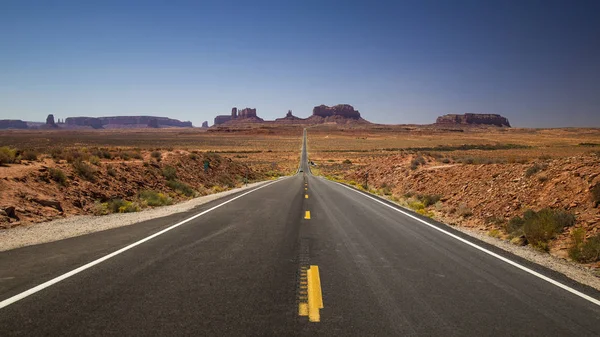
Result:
[1, 0, 599, 127]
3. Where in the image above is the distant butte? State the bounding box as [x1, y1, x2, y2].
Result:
[435, 113, 511, 127]
[213, 107, 264, 125]
[64, 116, 193, 129]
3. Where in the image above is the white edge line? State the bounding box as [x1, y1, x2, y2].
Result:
[332, 180, 600, 307]
[0, 178, 287, 310]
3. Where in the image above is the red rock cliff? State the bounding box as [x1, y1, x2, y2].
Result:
[312, 104, 361, 119]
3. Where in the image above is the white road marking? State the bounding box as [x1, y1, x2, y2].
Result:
[334, 181, 600, 307]
[0, 178, 288, 310]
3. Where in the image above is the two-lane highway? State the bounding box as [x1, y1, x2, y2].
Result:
[1, 129, 599, 336]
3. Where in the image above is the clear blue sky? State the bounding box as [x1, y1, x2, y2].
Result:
[1, 0, 599, 127]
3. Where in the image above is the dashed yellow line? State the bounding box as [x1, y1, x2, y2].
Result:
[305, 194, 309, 199]
[307, 265, 323, 322]
[304, 211, 311, 219]
[298, 265, 323, 322]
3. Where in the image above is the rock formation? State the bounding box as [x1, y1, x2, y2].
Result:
[238, 108, 257, 119]
[201, 121, 209, 128]
[435, 114, 511, 127]
[65, 116, 193, 129]
[214, 115, 232, 125]
[0, 120, 28, 129]
[312, 104, 361, 119]
[214, 107, 262, 125]
[275, 110, 303, 123]
[46, 114, 57, 128]
[65, 117, 104, 129]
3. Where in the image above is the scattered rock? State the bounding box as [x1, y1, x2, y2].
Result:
[4, 207, 19, 220]
[28, 197, 64, 213]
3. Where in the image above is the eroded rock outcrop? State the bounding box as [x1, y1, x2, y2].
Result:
[65, 116, 193, 129]
[214, 107, 263, 125]
[275, 110, 304, 123]
[436, 114, 511, 127]
[0, 120, 28, 129]
[312, 104, 361, 119]
[201, 121, 209, 128]
[46, 114, 57, 128]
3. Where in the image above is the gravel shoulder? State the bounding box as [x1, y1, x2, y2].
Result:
[0, 180, 272, 252]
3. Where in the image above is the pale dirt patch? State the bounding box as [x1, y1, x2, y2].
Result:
[0, 180, 274, 252]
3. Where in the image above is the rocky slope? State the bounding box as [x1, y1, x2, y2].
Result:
[0, 151, 268, 227]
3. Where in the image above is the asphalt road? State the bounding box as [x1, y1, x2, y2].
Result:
[1, 129, 599, 336]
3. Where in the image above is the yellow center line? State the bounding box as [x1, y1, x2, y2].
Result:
[307, 265, 323, 322]
[304, 211, 311, 219]
[305, 194, 309, 199]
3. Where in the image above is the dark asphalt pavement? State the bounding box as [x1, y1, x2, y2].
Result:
[1, 129, 599, 336]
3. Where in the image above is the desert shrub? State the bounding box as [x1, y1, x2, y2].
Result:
[381, 183, 393, 196]
[88, 155, 101, 166]
[525, 163, 547, 177]
[512, 208, 576, 251]
[162, 166, 178, 180]
[488, 229, 502, 238]
[457, 203, 472, 217]
[211, 185, 226, 193]
[539, 155, 552, 160]
[93, 202, 110, 215]
[106, 164, 117, 177]
[410, 156, 426, 170]
[487, 216, 505, 226]
[408, 200, 425, 211]
[139, 190, 173, 206]
[48, 168, 68, 186]
[591, 184, 600, 207]
[569, 229, 600, 263]
[118, 152, 131, 160]
[416, 208, 434, 217]
[578, 234, 600, 262]
[343, 159, 352, 164]
[419, 194, 441, 207]
[64, 150, 87, 163]
[0, 147, 17, 165]
[579, 143, 599, 147]
[92, 149, 112, 159]
[537, 174, 548, 183]
[50, 148, 64, 160]
[151, 151, 162, 159]
[441, 158, 451, 164]
[166, 180, 195, 197]
[72, 159, 96, 181]
[22, 150, 38, 161]
[189, 153, 199, 160]
[106, 199, 140, 213]
[131, 152, 143, 160]
[101, 150, 113, 159]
